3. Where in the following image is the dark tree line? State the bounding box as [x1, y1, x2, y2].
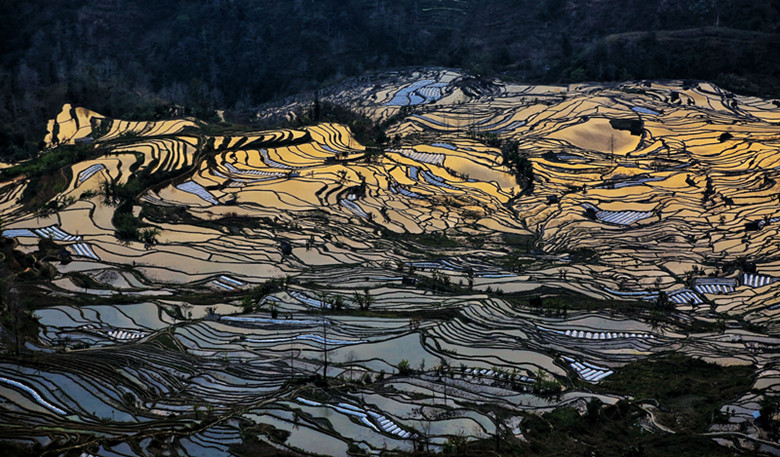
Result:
[0, 0, 777, 160]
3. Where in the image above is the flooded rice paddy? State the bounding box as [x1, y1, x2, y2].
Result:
[1, 70, 779, 455]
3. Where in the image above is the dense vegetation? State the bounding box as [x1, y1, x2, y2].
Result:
[413, 355, 753, 456]
[598, 354, 754, 433]
[1, 0, 778, 160]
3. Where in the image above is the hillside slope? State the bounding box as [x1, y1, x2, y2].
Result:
[1, 0, 777, 160]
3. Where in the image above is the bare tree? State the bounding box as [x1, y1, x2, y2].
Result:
[414, 406, 433, 453]
[346, 350, 357, 381]
[318, 292, 331, 384]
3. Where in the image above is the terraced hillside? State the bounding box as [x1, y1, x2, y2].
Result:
[1, 70, 779, 456]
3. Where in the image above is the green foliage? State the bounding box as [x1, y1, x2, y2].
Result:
[330, 294, 344, 311]
[498, 253, 535, 272]
[570, 67, 587, 81]
[2, 0, 779, 161]
[2, 143, 97, 210]
[243, 278, 284, 306]
[292, 101, 387, 148]
[532, 368, 562, 396]
[0, 258, 41, 355]
[599, 354, 754, 432]
[118, 131, 140, 139]
[418, 271, 463, 294]
[138, 227, 160, 245]
[240, 296, 255, 313]
[518, 399, 741, 457]
[1, 143, 95, 181]
[407, 231, 461, 248]
[102, 176, 145, 206]
[442, 431, 468, 454]
[501, 233, 535, 251]
[102, 148, 190, 241]
[34, 195, 75, 217]
[113, 205, 140, 240]
[756, 395, 780, 438]
[351, 288, 373, 311]
[397, 359, 412, 376]
[230, 424, 292, 456]
[500, 140, 535, 194]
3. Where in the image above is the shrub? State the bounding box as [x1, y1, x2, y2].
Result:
[397, 359, 412, 376]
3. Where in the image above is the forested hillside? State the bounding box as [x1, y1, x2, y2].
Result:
[1, 0, 778, 159]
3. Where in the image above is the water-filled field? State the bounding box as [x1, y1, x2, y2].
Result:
[1, 70, 779, 456]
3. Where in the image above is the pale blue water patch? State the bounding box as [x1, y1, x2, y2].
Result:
[87, 305, 142, 329]
[432, 142, 457, 150]
[631, 106, 659, 115]
[121, 367, 169, 394]
[596, 210, 652, 225]
[1, 229, 36, 238]
[604, 287, 658, 298]
[408, 93, 425, 105]
[385, 80, 436, 106]
[319, 143, 339, 153]
[394, 185, 422, 199]
[111, 302, 168, 329]
[340, 199, 369, 218]
[556, 154, 584, 160]
[78, 164, 105, 183]
[417, 82, 447, 103]
[35, 306, 87, 329]
[420, 170, 457, 190]
[258, 149, 292, 169]
[0, 367, 137, 422]
[176, 181, 219, 205]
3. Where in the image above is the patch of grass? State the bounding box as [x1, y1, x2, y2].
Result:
[496, 252, 536, 271]
[506, 288, 648, 316]
[1, 143, 95, 181]
[2, 142, 104, 211]
[382, 230, 463, 249]
[416, 271, 468, 294]
[229, 433, 297, 457]
[291, 101, 387, 148]
[514, 400, 741, 457]
[501, 233, 535, 251]
[597, 354, 754, 433]
[505, 288, 728, 332]
[20, 172, 71, 212]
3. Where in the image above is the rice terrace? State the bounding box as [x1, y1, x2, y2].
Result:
[1, 68, 780, 456]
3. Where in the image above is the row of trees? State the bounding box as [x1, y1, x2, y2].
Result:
[2, 0, 778, 160]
